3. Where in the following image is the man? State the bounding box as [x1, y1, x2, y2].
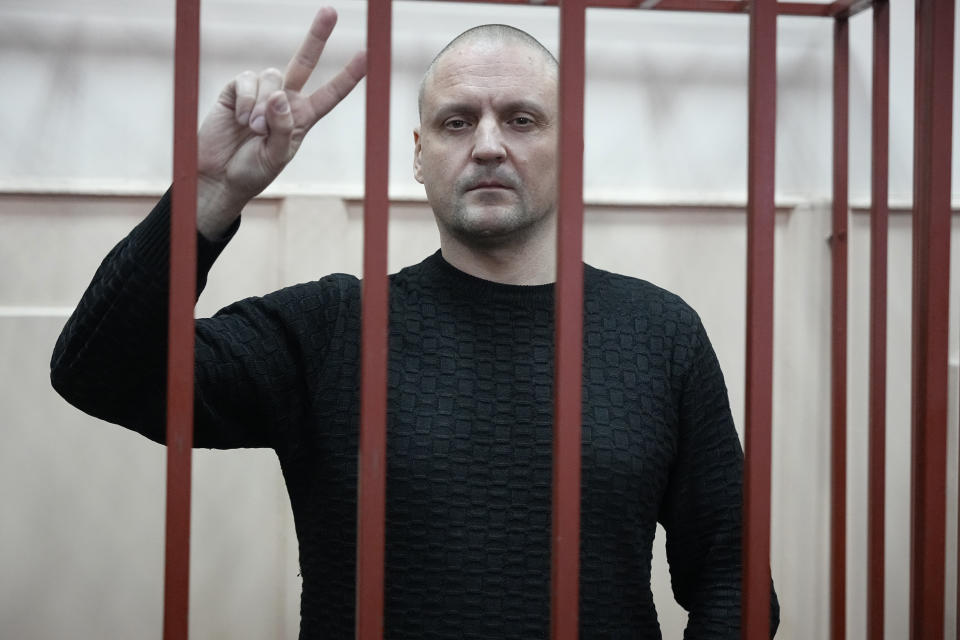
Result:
[51, 7, 778, 638]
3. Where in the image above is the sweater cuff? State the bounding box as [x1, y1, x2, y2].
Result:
[198, 213, 240, 272]
[129, 186, 241, 295]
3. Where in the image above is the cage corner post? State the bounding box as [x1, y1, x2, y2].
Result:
[742, 0, 776, 637]
[830, 12, 849, 640]
[866, 1, 890, 638]
[909, 0, 954, 637]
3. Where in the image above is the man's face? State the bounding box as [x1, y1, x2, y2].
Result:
[414, 40, 558, 248]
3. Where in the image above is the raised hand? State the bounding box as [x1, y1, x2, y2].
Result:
[196, 7, 366, 239]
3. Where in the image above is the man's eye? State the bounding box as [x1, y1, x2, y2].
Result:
[511, 116, 534, 127]
[445, 119, 469, 130]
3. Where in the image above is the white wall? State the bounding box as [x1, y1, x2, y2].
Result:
[1, 1, 959, 638]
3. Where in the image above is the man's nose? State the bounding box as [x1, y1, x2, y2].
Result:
[471, 118, 506, 163]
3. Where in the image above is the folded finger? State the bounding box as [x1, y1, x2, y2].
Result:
[263, 91, 295, 170]
[284, 7, 338, 92]
[249, 67, 283, 135]
[234, 70, 258, 126]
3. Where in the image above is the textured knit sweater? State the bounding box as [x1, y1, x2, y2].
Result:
[51, 191, 778, 639]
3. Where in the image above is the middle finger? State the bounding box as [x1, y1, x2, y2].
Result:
[283, 7, 338, 93]
[249, 67, 284, 135]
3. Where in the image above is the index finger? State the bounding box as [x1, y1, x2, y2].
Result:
[283, 7, 339, 92]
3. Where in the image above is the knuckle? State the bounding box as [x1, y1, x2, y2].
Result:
[262, 67, 283, 81]
[293, 51, 316, 70]
[234, 72, 257, 103]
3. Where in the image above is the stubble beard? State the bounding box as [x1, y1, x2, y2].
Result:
[442, 196, 552, 250]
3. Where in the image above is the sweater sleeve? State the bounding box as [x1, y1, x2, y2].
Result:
[658, 322, 780, 638]
[50, 190, 315, 450]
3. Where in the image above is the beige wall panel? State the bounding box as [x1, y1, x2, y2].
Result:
[1, 314, 300, 639]
[771, 203, 833, 638]
[0, 195, 281, 312]
[0, 196, 149, 308]
[845, 213, 960, 640]
[1, 316, 165, 639]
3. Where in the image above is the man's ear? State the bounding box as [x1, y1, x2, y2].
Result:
[413, 127, 424, 184]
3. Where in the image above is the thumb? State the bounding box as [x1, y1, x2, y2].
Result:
[262, 91, 295, 171]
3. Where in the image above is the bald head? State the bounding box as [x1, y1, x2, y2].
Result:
[418, 24, 558, 121]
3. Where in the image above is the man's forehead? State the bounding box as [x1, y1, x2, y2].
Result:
[423, 41, 557, 108]
[432, 38, 554, 77]
[432, 59, 554, 91]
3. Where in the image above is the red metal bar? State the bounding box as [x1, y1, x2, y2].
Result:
[552, 2, 586, 639]
[356, 2, 391, 639]
[853, 206, 960, 217]
[742, 0, 776, 638]
[866, 2, 889, 638]
[910, 0, 954, 638]
[777, 3, 835, 17]
[645, 0, 746, 12]
[830, 16, 848, 640]
[163, 0, 200, 638]
[828, 0, 873, 19]
[643, 0, 825, 13]
[418, 0, 831, 17]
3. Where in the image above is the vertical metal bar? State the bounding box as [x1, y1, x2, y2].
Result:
[163, 0, 200, 640]
[356, 2, 391, 639]
[742, 0, 775, 637]
[163, 0, 200, 638]
[866, 2, 889, 638]
[910, 0, 954, 638]
[830, 16, 848, 640]
[552, 1, 586, 639]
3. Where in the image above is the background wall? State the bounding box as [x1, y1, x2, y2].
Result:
[1, 0, 958, 638]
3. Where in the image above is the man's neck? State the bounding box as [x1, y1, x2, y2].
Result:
[438, 234, 557, 286]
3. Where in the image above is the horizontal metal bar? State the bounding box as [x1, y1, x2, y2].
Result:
[852, 206, 960, 216]
[828, 0, 874, 19]
[415, 0, 838, 17]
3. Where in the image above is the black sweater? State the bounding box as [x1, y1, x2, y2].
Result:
[51, 191, 778, 638]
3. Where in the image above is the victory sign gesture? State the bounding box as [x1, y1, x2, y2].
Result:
[196, 7, 366, 239]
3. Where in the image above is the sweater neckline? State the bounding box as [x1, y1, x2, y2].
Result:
[419, 250, 556, 308]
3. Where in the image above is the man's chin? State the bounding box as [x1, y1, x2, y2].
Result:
[446, 210, 546, 248]
[456, 208, 523, 237]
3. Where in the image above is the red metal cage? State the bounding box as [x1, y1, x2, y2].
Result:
[163, 1, 955, 639]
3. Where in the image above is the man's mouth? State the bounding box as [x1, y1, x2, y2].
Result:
[467, 181, 511, 191]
